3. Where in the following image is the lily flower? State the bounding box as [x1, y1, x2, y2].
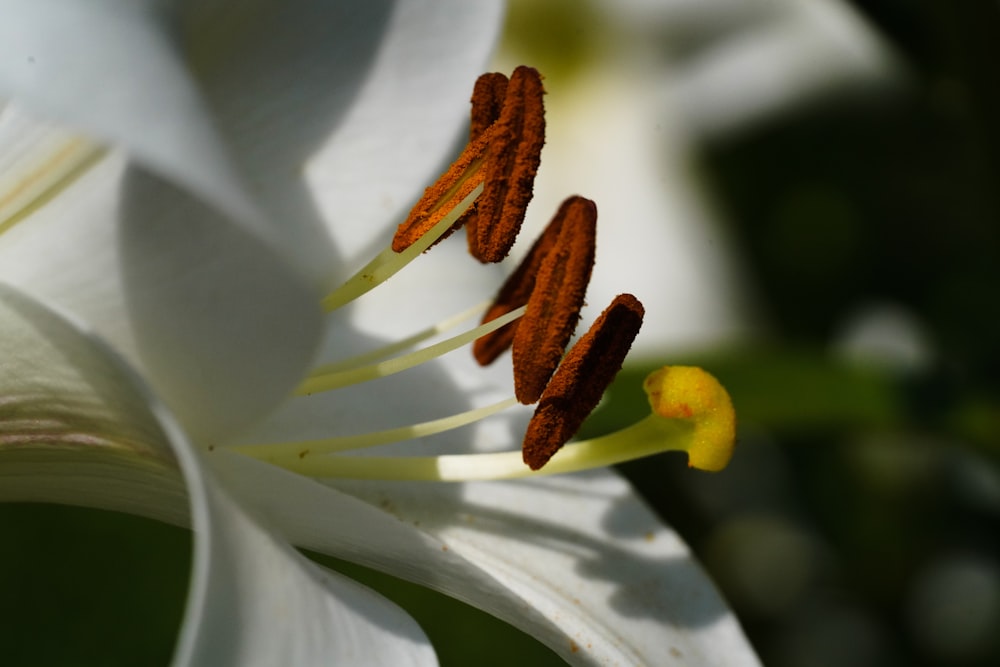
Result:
[0, 1, 760, 665]
[499, 0, 902, 356]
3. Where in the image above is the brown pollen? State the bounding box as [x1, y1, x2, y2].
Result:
[511, 196, 596, 404]
[392, 125, 494, 253]
[459, 71, 509, 257]
[522, 293, 645, 470]
[470, 72, 509, 139]
[471, 65, 545, 263]
[472, 195, 576, 366]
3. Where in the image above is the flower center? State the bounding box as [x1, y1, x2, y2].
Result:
[229, 66, 737, 482]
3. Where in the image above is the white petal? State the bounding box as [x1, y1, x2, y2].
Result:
[0, 0, 504, 433]
[336, 473, 761, 666]
[0, 3, 326, 436]
[0, 0, 261, 233]
[302, 0, 506, 279]
[240, 237, 519, 455]
[0, 283, 437, 667]
[668, 0, 902, 137]
[509, 67, 752, 355]
[211, 453, 761, 666]
[176, 0, 506, 283]
[176, 474, 437, 667]
[0, 281, 186, 523]
[592, 0, 900, 138]
[0, 0, 505, 283]
[115, 165, 323, 440]
[0, 107, 323, 440]
[497, 0, 899, 356]
[0, 110, 134, 354]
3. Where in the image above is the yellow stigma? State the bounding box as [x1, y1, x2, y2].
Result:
[643, 366, 736, 472]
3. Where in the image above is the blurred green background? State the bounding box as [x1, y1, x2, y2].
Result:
[3, 1, 999, 665]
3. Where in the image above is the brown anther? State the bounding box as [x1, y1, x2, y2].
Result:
[470, 72, 509, 139]
[392, 125, 494, 252]
[522, 293, 645, 470]
[472, 196, 575, 365]
[470, 65, 545, 263]
[511, 196, 596, 404]
[458, 71, 509, 253]
[393, 66, 544, 259]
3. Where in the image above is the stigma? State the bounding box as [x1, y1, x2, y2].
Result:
[228, 66, 736, 481]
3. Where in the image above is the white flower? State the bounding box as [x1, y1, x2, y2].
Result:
[498, 0, 902, 355]
[0, 1, 761, 665]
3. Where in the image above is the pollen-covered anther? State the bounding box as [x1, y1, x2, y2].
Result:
[472, 195, 575, 366]
[511, 196, 596, 404]
[391, 65, 544, 259]
[470, 65, 545, 263]
[457, 71, 509, 254]
[522, 293, 645, 470]
[392, 125, 495, 252]
[470, 72, 509, 142]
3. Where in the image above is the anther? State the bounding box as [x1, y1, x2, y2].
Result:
[522, 293, 644, 470]
[459, 71, 509, 256]
[470, 72, 509, 140]
[511, 196, 596, 404]
[472, 195, 573, 366]
[392, 125, 494, 252]
[391, 66, 544, 260]
[470, 65, 545, 263]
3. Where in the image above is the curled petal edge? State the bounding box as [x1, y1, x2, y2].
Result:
[0, 283, 436, 667]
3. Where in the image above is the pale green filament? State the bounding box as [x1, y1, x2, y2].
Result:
[296, 305, 525, 395]
[0, 138, 105, 237]
[238, 414, 694, 482]
[233, 365, 738, 482]
[321, 183, 485, 312]
[312, 301, 488, 374]
[229, 396, 519, 462]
